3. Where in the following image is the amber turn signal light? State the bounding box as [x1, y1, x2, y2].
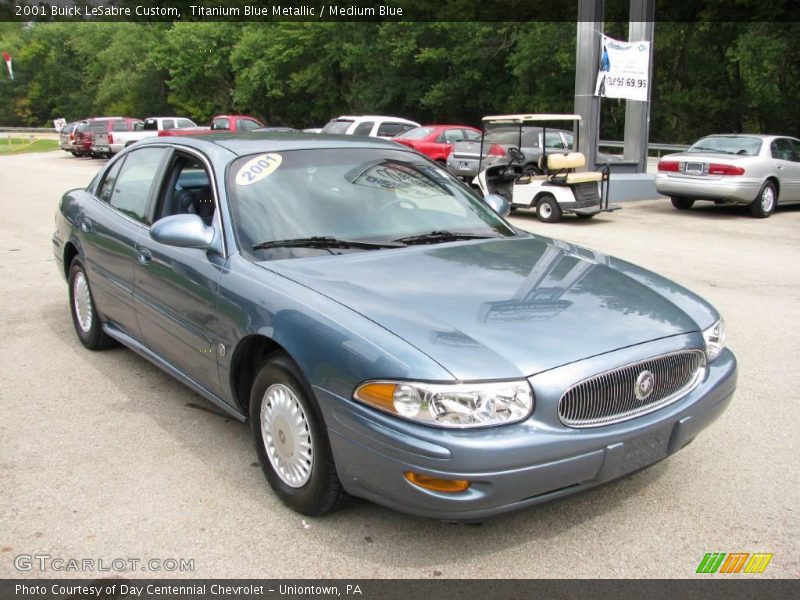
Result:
[404, 472, 471, 493]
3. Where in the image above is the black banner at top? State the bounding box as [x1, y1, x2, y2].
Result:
[1, 0, 800, 22]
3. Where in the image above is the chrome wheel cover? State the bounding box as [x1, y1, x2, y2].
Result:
[73, 271, 93, 333]
[260, 383, 313, 488]
[761, 186, 775, 212]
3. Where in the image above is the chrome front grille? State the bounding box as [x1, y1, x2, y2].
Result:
[558, 350, 706, 428]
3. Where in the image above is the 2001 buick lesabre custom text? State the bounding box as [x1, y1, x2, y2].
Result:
[52, 134, 736, 519]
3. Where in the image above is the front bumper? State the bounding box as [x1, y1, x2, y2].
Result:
[319, 337, 737, 520]
[654, 173, 762, 204]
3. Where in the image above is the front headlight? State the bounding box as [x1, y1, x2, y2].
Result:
[703, 318, 726, 362]
[354, 380, 534, 428]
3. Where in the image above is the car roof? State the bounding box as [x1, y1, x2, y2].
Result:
[335, 115, 419, 124]
[136, 132, 403, 156]
[483, 113, 582, 123]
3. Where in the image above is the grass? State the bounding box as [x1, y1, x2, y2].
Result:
[0, 137, 60, 155]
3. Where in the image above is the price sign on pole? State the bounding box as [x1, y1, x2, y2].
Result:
[594, 35, 650, 102]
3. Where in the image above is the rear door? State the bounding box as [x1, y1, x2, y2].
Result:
[81, 147, 170, 338]
[770, 138, 800, 201]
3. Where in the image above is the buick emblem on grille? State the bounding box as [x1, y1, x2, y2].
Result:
[634, 370, 655, 401]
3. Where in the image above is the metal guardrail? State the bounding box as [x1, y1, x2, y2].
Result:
[599, 140, 690, 157]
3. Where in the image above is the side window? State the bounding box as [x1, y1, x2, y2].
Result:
[108, 148, 169, 224]
[353, 121, 374, 136]
[176, 119, 194, 128]
[463, 129, 481, 141]
[772, 138, 796, 162]
[377, 122, 411, 137]
[112, 120, 128, 132]
[545, 132, 566, 149]
[789, 139, 800, 162]
[239, 119, 261, 131]
[162, 119, 176, 131]
[156, 155, 216, 227]
[97, 158, 125, 204]
[212, 118, 230, 131]
[444, 129, 464, 144]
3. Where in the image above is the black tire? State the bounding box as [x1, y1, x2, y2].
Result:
[671, 197, 695, 210]
[749, 181, 777, 218]
[70, 151, 80, 157]
[522, 163, 542, 176]
[536, 194, 562, 223]
[250, 352, 347, 515]
[68, 258, 116, 350]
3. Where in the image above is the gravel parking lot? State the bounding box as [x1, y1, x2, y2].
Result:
[1, 151, 798, 579]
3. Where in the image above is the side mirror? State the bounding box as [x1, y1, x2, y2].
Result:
[151, 214, 215, 249]
[484, 193, 511, 217]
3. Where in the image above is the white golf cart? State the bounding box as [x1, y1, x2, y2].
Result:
[474, 114, 618, 223]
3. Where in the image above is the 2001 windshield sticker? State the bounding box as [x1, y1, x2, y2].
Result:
[236, 154, 283, 186]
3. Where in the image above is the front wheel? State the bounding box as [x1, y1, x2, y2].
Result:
[251, 353, 348, 515]
[671, 197, 695, 210]
[68, 258, 116, 350]
[749, 181, 776, 218]
[536, 194, 562, 223]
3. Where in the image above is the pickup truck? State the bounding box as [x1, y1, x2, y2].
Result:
[158, 114, 265, 138]
[91, 116, 197, 156]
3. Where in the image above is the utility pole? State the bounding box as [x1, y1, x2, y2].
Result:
[623, 0, 656, 173]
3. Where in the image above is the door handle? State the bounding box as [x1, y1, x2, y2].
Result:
[80, 218, 94, 233]
[137, 248, 152, 266]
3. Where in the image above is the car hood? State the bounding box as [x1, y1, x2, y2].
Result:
[259, 236, 711, 380]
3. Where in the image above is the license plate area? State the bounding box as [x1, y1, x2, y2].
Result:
[683, 161, 705, 175]
[620, 427, 670, 473]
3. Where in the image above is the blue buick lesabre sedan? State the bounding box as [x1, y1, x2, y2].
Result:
[52, 134, 736, 519]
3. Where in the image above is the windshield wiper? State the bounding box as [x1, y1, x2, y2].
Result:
[393, 230, 495, 246]
[253, 236, 403, 251]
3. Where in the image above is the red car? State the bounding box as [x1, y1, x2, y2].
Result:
[392, 125, 482, 163]
[158, 114, 265, 137]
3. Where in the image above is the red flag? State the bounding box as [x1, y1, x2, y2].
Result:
[2, 51, 13, 80]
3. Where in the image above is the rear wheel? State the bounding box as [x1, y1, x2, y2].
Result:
[70, 151, 80, 157]
[536, 194, 562, 223]
[251, 352, 348, 515]
[749, 181, 776, 218]
[68, 258, 116, 350]
[671, 197, 695, 210]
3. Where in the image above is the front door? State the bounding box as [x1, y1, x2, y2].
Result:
[133, 151, 227, 398]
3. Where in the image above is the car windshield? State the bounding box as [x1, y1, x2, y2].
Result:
[228, 148, 516, 260]
[688, 136, 762, 156]
[395, 127, 434, 140]
[321, 119, 354, 134]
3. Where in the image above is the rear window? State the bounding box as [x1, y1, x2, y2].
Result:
[688, 136, 762, 156]
[87, 121, 109, 133]
[212, 118, 231, 131]
[321, 119, 354, 134]
[112, 120, 130, 132]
